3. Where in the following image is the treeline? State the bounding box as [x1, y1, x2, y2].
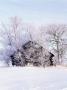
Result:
[0, 16, 67, 66]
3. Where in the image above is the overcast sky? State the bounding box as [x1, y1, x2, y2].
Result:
[0, 0, 67, 25]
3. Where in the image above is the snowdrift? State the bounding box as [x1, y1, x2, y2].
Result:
[0, 66, 67, 90]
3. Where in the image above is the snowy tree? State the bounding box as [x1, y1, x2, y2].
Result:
[0, 16, 30, 65]
[46, 24, 67, 64]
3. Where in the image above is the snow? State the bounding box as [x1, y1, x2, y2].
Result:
[0, 66, 67, 90]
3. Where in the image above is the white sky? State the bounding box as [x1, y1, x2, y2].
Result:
[0, 0, 67, 25]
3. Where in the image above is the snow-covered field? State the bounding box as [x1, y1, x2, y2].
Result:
[0, 66, 67, 90]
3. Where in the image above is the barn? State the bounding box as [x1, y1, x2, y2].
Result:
[10, 41, 54, 67]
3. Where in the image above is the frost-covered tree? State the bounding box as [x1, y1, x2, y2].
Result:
[0, 16, 30, 66]
[46, 24, 67, 64]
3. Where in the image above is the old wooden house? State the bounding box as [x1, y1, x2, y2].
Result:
[10, 41, 54, 67]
